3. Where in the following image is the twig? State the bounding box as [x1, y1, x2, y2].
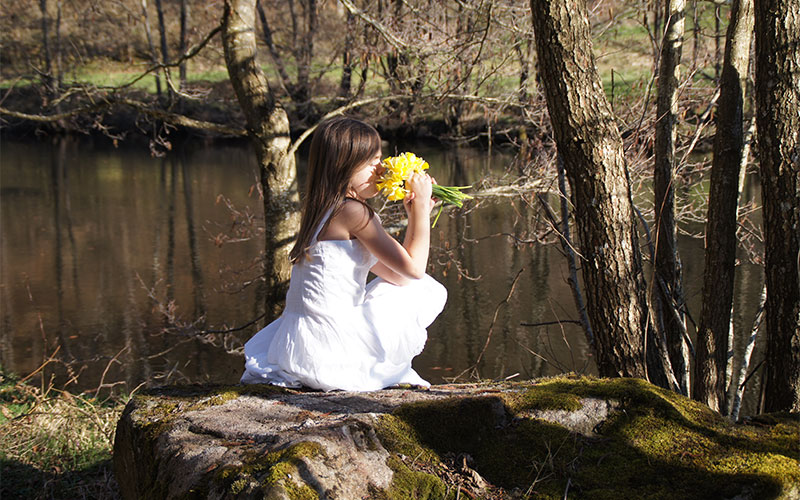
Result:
[513, 339, 566, 373]
[20, 346, 62, 384]
[199, 314, 267, 334]
[521, 320, 582, 327]
[94, 346, 130, 399]
[537, 186, 593, 347]
[107, 23, 223, 92]
[452, 268, 524, 381]
[338, 0, 409, 50]
[678, 87, 721, 168]
[556, 156, 593, 345]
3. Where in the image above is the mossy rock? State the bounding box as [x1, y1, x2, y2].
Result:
[112, 377, 799, 499]
[375, 376, 800, 499]
[214, 441, 324, 499]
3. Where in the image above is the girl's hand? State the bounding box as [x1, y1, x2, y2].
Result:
[403, 172, 435, 215]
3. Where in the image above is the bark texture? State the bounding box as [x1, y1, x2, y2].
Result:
[755, 0, 800, 412]
[695, 0, 754, 413]
[222, 0, 300, 320]
[653, 0, 689, 395]
[529, 0, 648, 379]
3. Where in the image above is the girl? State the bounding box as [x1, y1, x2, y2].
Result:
[240, 117, 447, 391]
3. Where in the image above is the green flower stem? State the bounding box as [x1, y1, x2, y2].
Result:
[430, 185, 472, 227]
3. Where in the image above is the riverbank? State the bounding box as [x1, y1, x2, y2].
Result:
[0, 370, 124, 498]
[0, 80, 530, 153]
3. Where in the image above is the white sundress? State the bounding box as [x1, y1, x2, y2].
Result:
[240, 210, 447, 391]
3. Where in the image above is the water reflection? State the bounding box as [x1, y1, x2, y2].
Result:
[0, 137, 764, 415]
[1, 138, 260, 390]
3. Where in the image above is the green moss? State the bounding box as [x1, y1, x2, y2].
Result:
[503, 382, 584, 413]
[392, 397, 505, 455]
[377, 456, 450, 500]
[229, 477, 249, 495]
[0, 371, 38, 424]
[373, 376, 800, 499]
[215, 441, 324, 500]
[374, 414, 440, 464]
[262, 462, 319, 500]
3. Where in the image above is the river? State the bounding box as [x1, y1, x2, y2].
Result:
[0, 136, 766, 415]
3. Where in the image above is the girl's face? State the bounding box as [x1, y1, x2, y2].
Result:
[348, 150, 384, 200]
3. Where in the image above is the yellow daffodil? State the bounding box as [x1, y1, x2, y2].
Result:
[378, 152, 473, 226]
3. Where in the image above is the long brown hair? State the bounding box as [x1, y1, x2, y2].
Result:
[289, 116, 381, 263]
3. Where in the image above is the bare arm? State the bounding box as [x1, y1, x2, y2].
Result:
[399, 171, 435, 276]
[370, 261, 413, 286]
[342, 173, 435, 281]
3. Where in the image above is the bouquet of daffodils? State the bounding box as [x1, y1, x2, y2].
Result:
[377, 152, 472, 227]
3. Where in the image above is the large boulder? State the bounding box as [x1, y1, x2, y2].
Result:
[113, 376, 799, 499]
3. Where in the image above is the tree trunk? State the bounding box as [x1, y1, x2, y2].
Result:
[514, 38, 532, 106]
[256, 0, 293, 93]
[222, 0, 300, 320]
[754, 0, 800, 413]
[339, 10, 355, 98]
[653, 0, 689, 395]
[530, 0, 648, 379]
[179, 0, 189, 87]
[695, 0, 754, 414]
[141, 0, 163, 97]
[39, 0, 52, 90]
[154, 0, 170, 101]
[295, 0, 316, 112]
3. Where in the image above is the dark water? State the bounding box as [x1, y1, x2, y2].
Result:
[0, 137, 765, 414]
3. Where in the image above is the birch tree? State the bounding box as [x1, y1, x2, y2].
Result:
[222, 0, 300, 320]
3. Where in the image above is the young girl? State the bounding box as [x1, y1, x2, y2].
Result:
[240, 117, 447, 391]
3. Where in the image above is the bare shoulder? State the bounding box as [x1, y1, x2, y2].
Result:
[325, 199, 375, 239]
[339, 199, 374, 230]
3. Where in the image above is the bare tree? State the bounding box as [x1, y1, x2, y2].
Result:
[529, 0, 648, 379]
[754, 0, 800, 413]
[339, 9, 355, 98]
[38, 0, 56, 91]
[179, 0, 189, 87]
[154, 0, 171, 102]
[222, 0, 300, 320]
[141, 0, 163, 97]
[652, 0, 689, 395]
[256, 0, 318, 121]
[695, 0, 754, 414]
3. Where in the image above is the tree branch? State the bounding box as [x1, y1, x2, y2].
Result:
[338, 0, 409, 51]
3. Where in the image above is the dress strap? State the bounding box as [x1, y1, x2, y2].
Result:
[310, 207, 335, 244]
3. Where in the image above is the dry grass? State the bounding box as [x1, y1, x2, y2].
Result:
[0, 370, 125, 499]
